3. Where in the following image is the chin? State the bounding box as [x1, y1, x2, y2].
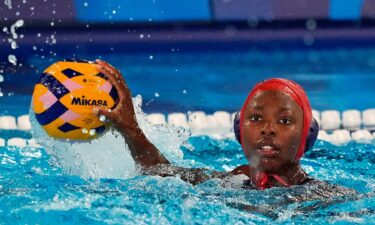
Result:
[258, 158, 284, 173]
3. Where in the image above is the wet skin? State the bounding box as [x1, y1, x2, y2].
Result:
[241, 90, 303, 174]
[94, 59, 308, 186]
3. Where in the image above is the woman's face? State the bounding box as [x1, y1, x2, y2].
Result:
[241, 90, 303, 173]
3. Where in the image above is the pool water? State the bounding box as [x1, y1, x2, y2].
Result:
[0, 48, 375, 224]
[0, 97, 373, 224]
[0, 129, 374, 224]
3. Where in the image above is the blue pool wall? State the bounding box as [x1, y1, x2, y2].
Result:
[1, 0, 375, 24]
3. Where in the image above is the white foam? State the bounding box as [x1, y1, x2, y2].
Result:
[17, 115, 31, 130]
[231, 112, 237, 122]
[27, 139, 41, 148]
[317, 130, 331, 142]
[342, 110, 361, 129]
[7, 138, 27, 147]
[0, 116, 17, 130]
[351, 130, 373, 144]
[30, 95, 187, 179]
[168, 113, 189, 128]
[147, 113, 166, 125]
[363, 109, 375, 128]
[0, 138, 5, 146]
[330, 130, 351, 145]
[321, 110, 341, 130]
[312, 109, 321, 125]
[213, 111, 231, 128]
[2, 108, 374, 148]
[188, 111, 208, 135]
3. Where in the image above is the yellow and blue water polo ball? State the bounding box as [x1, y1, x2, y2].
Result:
[32, 59, 118, 140]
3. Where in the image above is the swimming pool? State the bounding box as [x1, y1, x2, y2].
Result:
[1, 48, 375, 115]
[0, 48, 375, 224]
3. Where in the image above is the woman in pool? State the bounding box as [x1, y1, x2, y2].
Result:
[93, 59, 326, 190]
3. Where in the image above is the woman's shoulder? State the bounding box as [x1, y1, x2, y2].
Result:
[231, 165, 251, 177]
[301, 179, 358, 195]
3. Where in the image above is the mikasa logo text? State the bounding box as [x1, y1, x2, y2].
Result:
[71, 96, 108, 106]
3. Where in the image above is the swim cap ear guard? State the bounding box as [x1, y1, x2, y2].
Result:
[233, 111, 319, 153]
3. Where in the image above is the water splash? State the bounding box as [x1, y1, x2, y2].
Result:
[10, 19, 24, 39]
[8, 55, 17, 65]
[2, 19, 24, 65]
[30, 95, 188, 179]
[4, 0, 12, 9]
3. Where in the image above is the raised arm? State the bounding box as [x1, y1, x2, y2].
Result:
[94, 59, 170, 167]
[94, 59, 229, 184]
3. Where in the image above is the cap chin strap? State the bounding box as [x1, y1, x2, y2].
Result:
[255, 172, 290, 189]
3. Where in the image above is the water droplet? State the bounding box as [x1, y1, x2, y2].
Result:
[83, 2, 88, 7]
[99, 115, 106, 122]
[112, 10, 116, 14]
[303, 34, 314, 46]
[32, 46, 37, 50]
[224, 25, 236, 36]
[0, 75, 4, 82]
[4, 0, 12, 9]
[139, 34, 144, 39]
[247, 17, 259, 28]
[50, 21, 55, 27]
[10, 19, 24, 39]
[50, 34, 56, 44]
[182, 90, 187, 94]
[154, 92, 159, 97]
[149, 55, 153, 60]
[89, 129, 96, 136]
[14, 19, 24, 27]
[306, 19, 317, 31]
[82, 128, 88, 134]
[8, 55, 17, 65]
[10, 41, 17, 49]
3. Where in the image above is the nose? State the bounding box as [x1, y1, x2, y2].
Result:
[261, 121, 276, 136]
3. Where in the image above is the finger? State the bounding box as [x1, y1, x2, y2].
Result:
[95, 61, 121, 82]
[95, 59, 131, 94]
[95, 60, 129, 92]
[95, 59, 126, 83]
[93, 107, 116, 122]
[95, 64, 127, 99]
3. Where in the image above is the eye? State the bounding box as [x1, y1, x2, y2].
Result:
[279, 118, 292, 125]
[249, 114, 262, 122]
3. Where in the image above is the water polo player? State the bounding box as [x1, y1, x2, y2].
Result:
[93, 59, 355, 192]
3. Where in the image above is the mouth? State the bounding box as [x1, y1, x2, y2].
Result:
[256, 143, 280, 158]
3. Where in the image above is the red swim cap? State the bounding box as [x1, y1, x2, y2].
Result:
[239, 78, 312, 160]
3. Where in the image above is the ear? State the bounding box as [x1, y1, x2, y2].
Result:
[305, 118, 319, 152]
[233, 111, 241, 144]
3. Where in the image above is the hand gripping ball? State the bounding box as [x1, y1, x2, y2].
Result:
[32, 59, 118, 141]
